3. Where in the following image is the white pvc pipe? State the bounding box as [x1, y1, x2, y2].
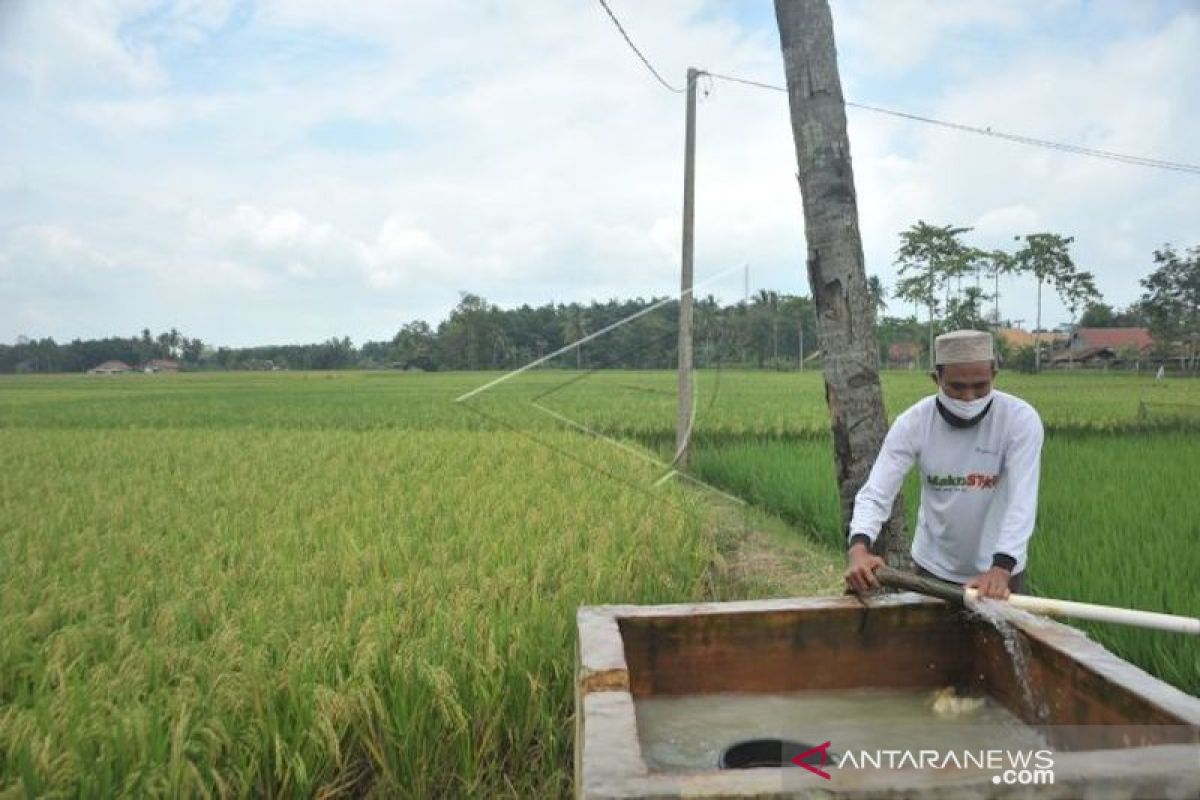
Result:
[964, 589, 1200, 635]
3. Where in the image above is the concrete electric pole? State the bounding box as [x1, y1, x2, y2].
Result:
[674, 67, 699, 469]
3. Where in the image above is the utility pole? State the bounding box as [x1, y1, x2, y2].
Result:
[775, 0, 908, 569]
[674, 67, 699, 469]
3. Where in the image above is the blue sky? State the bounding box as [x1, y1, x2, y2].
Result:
[2, 0, 1197, 346]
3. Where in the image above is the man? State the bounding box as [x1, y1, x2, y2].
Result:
[845, 330, 1044, 599]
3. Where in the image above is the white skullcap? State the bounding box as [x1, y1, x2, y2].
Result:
[935, 330, 994, 365]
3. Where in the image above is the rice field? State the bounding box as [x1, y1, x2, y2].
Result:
[1, 369, 1197, 796]
[689, 431, 1200, 694]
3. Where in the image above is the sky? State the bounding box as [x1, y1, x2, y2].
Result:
[1, 0, 1197, 347]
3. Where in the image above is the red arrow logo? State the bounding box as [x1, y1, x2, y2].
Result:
[791, 741, 832, 779]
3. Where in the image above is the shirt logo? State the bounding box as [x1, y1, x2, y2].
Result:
[926, 472, 999, 489]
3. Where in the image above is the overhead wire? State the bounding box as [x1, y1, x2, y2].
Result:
[701, 72, 1200, 175]
[594, 1, 1200, 175]
[595, 0, 683, 93]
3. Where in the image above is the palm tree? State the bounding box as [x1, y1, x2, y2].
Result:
[560, 307, 589, 369]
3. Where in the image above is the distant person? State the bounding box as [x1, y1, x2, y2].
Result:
[1156, 364, 1166, 382]
[844, 330, 1044, 600]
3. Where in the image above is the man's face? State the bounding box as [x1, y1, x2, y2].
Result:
[932, 361, 996, 401]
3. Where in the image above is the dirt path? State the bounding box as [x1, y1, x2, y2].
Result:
[696, 487, 846, 601]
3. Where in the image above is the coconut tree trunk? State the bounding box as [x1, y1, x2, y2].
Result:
[775, 0, 909, 569]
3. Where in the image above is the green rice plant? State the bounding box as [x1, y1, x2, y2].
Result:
[2, 368, 1197, 796]
[1027, 431, 1200, 694]
[3, 368, 1196, 438]
[691, 430, 1199, 694]
[0, 427, 730, 797]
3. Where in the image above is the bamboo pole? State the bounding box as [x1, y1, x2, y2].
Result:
[875, 567, 1199, 636]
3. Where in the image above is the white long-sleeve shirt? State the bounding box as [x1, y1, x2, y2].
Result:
[848, 390, 1044, 583]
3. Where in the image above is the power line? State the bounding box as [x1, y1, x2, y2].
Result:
[595, 0, 683, 94]
[702, 71, 1200, 175]
[593, 4, 1198, 175]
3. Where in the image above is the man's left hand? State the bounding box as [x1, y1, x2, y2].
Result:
[966, 567, 1012, 600]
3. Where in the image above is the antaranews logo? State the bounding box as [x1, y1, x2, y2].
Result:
[926, 472, 999, 489]
[828, 747, 1055, 785]
[790, 741, 833, 779]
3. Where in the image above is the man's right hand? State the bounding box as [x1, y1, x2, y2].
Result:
[844, 543, 886, 593]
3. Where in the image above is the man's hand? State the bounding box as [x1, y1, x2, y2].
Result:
[966, 567, 1012, 600]
[844, 544, 886, 594]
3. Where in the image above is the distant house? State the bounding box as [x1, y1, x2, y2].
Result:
[1050, 347, 1121, 368]
[887, 341, 921, 367]
[142, 358, 181, 373]
[994, 327, 1067, 351]
[88, 360, 133, 375]
[993, 328, 1036, 349]
[1068, 327, 1154, 354]
[240, 359, 275, 371]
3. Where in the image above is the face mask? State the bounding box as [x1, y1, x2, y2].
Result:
[937, 388, 991, 420]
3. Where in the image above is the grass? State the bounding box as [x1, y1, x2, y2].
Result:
[686, 426, 1200, 696]
[1030, 431, 1200, 693]
[1, 368, 1197, 795]
[0, 425, 752, 797]
[1, 368, 1197, 435]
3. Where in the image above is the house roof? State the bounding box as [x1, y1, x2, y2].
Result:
[1051, 347, 1114, 363]
[144, 359, 181, 368]
[89, 360, 132, 371]
[994, 328, 1035, 348]
[1075, 327, 1154, 351]
[993, 328, 1066, 348]
[888, 342, 921, 358]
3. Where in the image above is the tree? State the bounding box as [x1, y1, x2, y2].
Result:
[1139, 244, 1200, 372]
[439, 293, 496, 370]
[893, 221, 974, 369]
[979, 248, 1015, 324]
[944, 285, 990, 332]
[559, 305, 589, 369]
[392, 321, 436, 370]
[181, 337, 204, 364]
[1012, 233, 1092, 372]
[867, 275, 887, 323]
[776, 0, 908, 569]
[1062, 270, 1101, 325]
[749, 290, 782, 366]
[1079, 302, 1117, 328]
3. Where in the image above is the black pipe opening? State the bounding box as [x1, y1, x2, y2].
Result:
[719, 738, 833, 770]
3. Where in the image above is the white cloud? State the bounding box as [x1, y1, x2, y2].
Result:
[232, 205, 331, 250]
[361, 215, 449, 288]
[1, 0, 1196, 344]
[1, 1, 168, 93]
[833, 0, 1041, 72]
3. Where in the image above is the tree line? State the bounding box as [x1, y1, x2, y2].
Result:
[0, 293, 821, 374]
[3, 238, 1194, 375]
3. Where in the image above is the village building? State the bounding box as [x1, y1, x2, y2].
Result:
[142, 358, 182, 373]
[886, 341, 921, 368]
[1067, 327, 1154, 353]
[1052, 327, 1156, 369]
[993, 327, 1068, 351]
[87, 360, 133, 375]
